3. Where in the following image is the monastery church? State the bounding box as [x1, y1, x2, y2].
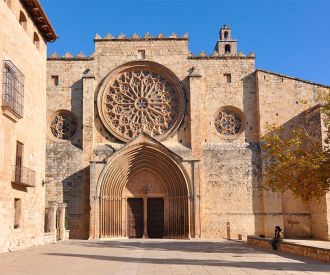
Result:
[1, 0, 329, 253]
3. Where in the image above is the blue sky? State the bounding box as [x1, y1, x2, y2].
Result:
[42, 0, 330, 85]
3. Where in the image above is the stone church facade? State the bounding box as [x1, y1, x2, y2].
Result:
[46, 26, 330, 240]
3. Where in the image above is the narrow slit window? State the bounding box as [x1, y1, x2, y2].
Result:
[224, 73, 232, 83]
[14, 198, 21, 229]
[51, 75, 59, 86]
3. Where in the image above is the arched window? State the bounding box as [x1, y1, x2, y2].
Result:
[19, 11, 27, 31]
[224, 31, 228, 39]
[225, 44, 231, 53]
[33, 32, 40, 49]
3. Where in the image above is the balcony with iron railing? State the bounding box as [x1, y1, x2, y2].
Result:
[11, 165, 36, 187]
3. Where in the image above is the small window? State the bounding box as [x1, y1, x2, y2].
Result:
[14, 198, 21, 229]
[224, 73, 232, 83]
[33, 32, 40, 49]
[19, 11, 27, 31]
[138, 50, 145, 59]
[51, 75, 59, 86]
[225, 44, 231, 53]
[224, 31, 228, 39]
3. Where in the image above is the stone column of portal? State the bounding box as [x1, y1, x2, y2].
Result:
[188, 67, 203, 238]
[47, 201, 58, 242]
[192, 161, 201, 238]
[89, 161, 97, 239]
[143, 197, 148, 238]
[58, 203, 67, 240]
[82, 70, 95, 239]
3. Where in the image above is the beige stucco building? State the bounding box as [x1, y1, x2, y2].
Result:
[0, 0, 57, 252]
[45, 26, 330, 241]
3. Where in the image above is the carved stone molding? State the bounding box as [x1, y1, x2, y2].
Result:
[97, 61, 185, 142]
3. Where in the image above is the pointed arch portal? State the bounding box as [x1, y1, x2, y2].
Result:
[94, 135, 191, 238]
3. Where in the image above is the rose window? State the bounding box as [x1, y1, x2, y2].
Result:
[98, 64, 185, 142]
[50, 110, 77, 140]
[214, 107, 244, 137]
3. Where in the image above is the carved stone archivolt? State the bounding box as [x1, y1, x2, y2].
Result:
[49, 110, 77, 141]
[94, 134, 190, 238]
[214, 106, 245, 137]
[97, 61, 185, 142]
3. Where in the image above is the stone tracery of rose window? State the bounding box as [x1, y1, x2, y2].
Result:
[50, 111, 77, 140]
[214, 107, 244, 137]
[99, 67, 184, 142]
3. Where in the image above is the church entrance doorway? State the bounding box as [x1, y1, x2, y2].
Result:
[127, 198, 144, 238]
[95, 137, 191, 239]
[127, 197, 165, 239]
[147, 198, 164, 238]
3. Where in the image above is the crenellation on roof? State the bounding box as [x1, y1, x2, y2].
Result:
[48, 51, 93, 61]
[93, 32, 189, 42]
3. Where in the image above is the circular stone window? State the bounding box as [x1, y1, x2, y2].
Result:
[49, 110, 77, 141]
[97, 61, 185, 142]
[214, 106, 245, 138]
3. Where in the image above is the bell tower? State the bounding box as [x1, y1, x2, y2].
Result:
[214, 25, 237, 56]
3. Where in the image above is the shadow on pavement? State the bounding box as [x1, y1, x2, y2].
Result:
[42, 239, 330, 272]
[44, 252, 330, 272]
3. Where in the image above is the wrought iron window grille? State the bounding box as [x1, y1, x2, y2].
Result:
[2, 60, 24, 118]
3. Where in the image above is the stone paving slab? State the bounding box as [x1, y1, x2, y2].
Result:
[0, 239, 330, 275]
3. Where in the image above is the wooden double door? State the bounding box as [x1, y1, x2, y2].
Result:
[127, 198, 164, 238]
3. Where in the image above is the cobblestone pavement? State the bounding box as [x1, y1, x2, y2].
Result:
[0, 239, 330, 275]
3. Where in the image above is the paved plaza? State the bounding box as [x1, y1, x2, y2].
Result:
[0, 239, 329, 275]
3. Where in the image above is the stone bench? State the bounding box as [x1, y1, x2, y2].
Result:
[247, 235, 330, 263]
